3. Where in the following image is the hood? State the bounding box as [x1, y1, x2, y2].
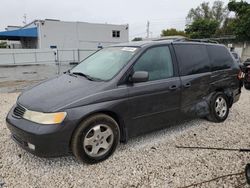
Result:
[18, 74, 107, 112]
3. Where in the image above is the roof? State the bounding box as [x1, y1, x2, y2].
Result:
[0, 27, 38, 40]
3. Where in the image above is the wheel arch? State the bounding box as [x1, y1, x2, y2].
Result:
[69, 109, 128, 151]
[214, 88, 234, 108]
[96, 110, 128, 143]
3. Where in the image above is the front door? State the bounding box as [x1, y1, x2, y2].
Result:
[126, 45, 181, 137]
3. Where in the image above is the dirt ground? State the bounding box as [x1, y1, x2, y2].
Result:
[0, 89, 250, 187]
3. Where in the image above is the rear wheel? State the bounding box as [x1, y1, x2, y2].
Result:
[244, 82, 250, 90]
[71, 114, 120, 164]
[207, 92, 229, 123]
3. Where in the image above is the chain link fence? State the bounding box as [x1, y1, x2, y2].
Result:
[0, 49, 97, 92]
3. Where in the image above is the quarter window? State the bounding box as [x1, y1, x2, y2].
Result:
[133, 46, 174, 81]
[207, 45, 234, 71]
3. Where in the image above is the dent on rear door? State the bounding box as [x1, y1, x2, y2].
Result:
[180, 73, 211, 117]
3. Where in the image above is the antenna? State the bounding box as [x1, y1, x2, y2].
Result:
[23, 14, 27, 25]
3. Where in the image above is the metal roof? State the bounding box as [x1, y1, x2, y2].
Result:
[0, 27, 38, 40]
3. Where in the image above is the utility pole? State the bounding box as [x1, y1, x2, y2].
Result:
[146, 21, 150, 39]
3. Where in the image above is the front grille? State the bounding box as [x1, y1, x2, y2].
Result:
[13, 104, 26, 118]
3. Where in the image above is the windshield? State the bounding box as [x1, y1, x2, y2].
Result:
[70, 47, 138, 81]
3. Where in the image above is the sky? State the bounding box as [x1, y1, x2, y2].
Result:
[0, 0, 249, 39]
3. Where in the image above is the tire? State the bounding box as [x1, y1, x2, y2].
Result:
[71, 114, 120, 164]
[245, 164, 250, 185]
[207, 92, 229, 123]
[244, 83, 250, 90]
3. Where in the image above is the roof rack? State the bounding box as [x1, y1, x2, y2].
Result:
[152, 36, 186, 42]
[152, 36, 219, 44]
[181, 38, 219, 44]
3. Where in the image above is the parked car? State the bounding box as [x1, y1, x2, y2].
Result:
[231, 51, 241, 64]
[243, 58, 250, 89]
[6, 40, 242, 163]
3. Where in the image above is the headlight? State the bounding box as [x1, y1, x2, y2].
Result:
[23, 110, 67, 125]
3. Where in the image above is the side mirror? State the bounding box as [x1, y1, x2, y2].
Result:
[130, 71, 149, 83]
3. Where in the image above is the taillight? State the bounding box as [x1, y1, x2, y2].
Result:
[238, 70, 245, 80]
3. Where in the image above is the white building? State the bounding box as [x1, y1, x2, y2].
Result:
[0, 19, 129, 49]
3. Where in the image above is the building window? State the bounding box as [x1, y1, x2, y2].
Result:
[112, 30, 120, 38]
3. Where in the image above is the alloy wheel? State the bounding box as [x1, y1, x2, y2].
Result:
[83, 124, 114, 158]
[215, 97, 227, 118]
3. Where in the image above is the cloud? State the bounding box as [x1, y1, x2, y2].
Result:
[0, 0, 245, 39]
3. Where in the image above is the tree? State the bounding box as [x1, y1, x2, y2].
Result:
[186, 1, 231, 38]
[0, 42, 7, 48]
[228, 0, 250, 40]
[161, 28, 187, 37]
[187, 1, 229, 24]
[185, 19, 219, 39]
[212, 1, 229, 23]
[132, 37, 143, 41]
[187, 2, 212, 21]
[216, 17, 235, 36]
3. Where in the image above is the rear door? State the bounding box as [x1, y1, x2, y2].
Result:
[126, 45, 181, 137]
[173, 43, 211, 116]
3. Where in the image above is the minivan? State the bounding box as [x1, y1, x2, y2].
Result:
[6, 40, 242, 163]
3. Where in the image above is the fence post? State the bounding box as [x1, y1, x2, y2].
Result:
[57, 49, 60, 74]
[77, 49, 80, 63]
[34, 51, 37, 64]
[73, 49, 75, 62]
[12, 53, 16, 64]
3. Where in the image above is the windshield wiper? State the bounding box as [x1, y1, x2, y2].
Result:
[70, 72, 103, 81]
[65, 70, 77, 77]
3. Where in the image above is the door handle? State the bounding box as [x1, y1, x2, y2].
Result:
[184, 82, 191, 88]
[169, 85, 178, 90]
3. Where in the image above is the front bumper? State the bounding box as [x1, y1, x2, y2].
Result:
[6, 105, 74, 157]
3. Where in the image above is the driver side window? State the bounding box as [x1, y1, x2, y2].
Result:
[133, 46, 174, 81]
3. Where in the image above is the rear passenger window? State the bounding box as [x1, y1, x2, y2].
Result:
[174, 44, 210, 76]
[207, 45, 234, 71]
[133, 46, 174, 81]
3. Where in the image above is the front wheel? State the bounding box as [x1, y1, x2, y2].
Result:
[245, 164, 250, 185]
[71, 114, 120, 164]
[207, 92, 229, 123]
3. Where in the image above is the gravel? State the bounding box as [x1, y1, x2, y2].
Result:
[1, 89, 250, 187]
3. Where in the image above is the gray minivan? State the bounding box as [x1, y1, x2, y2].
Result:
[6, 40, 242, 163]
